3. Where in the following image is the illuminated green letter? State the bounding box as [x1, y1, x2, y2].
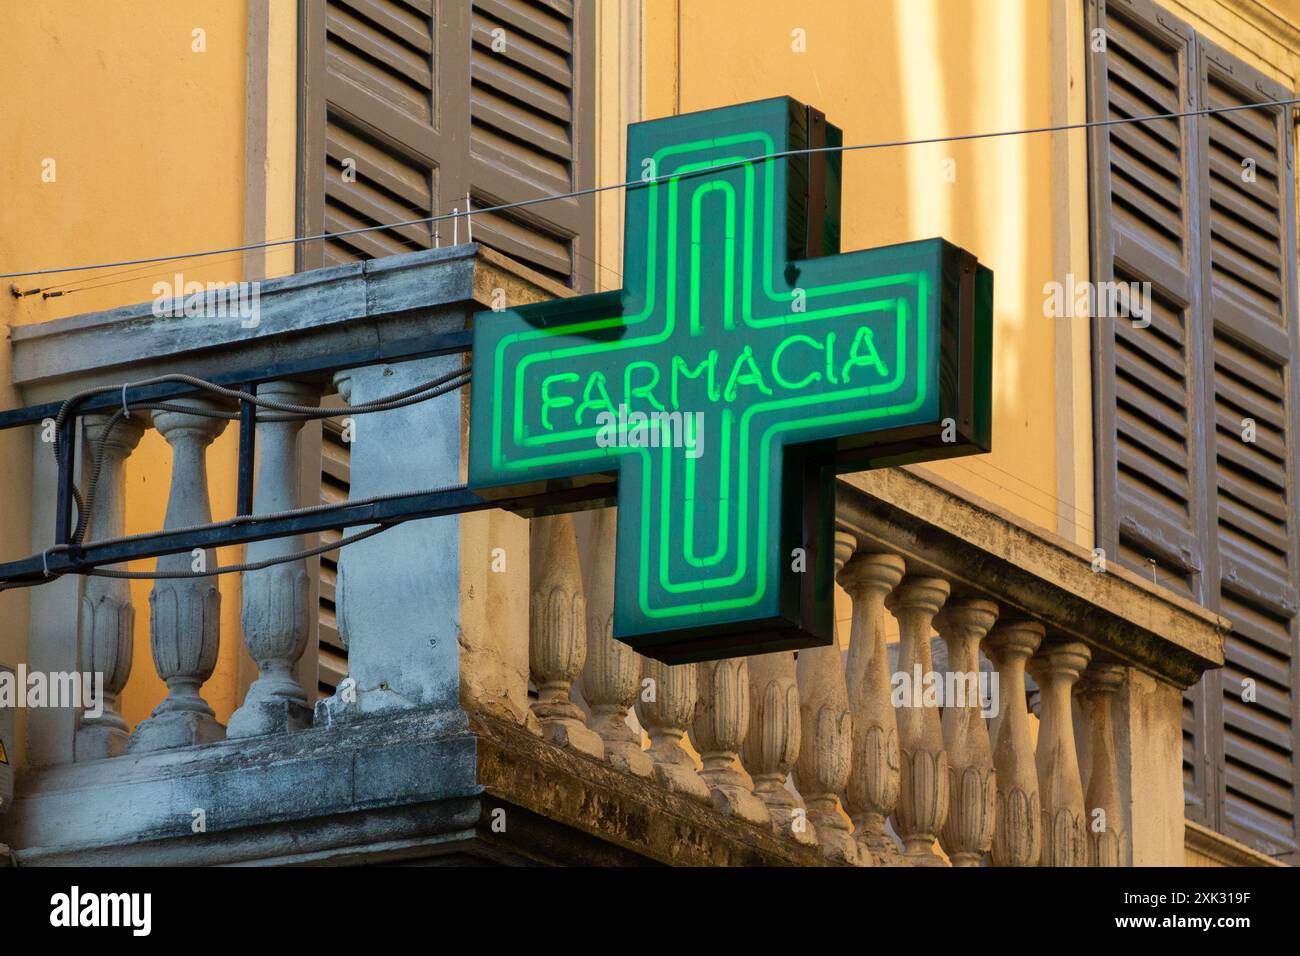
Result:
[624, 361, 667, 412]
[772, 334, 823, 391]
[575, 370, 617, 425]
[723, 345, 773, 402]
[841, 326, 890, 382]
[540, 372, 580, 431]
[670, 351, 720, 409]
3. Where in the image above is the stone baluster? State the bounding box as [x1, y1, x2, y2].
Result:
[1078, 662, 1126, 866]
[228, 381, 319, 739]
[793, 530, 860, 864]
[839, 551, 905, 865]
[887, 575, 950, 865]
[128, 399, 227, 753]
[74, 414, 146, 760]
[530, 513, 603, 758]
[636, 657, 711, 802]
[983, 619, 1043, 867]
[579, 509, 651, 776]
[934, 597, 999, 866]
[743, 650, 816, 846]
[1028, 637, 1091, 866]
[692, 657, 769, 823]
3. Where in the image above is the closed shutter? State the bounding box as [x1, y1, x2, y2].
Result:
[1088, 0, 1205, 599]
[1086, 0, 1214, 823]
[1089, 0, 1300, 862]
[468, 0, 591, 281]
[1196, 41, 1300, 861]
[299, 0, 596, 286]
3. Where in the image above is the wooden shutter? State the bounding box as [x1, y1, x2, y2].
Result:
[467, 0, 593, 282]
[1086, 0, 1215, 822]
[298, 0, 596, 287]
[1088, 0, 1207, 599]
[1196, 40, 1300, 861]
[1089, 0, 1300, 862]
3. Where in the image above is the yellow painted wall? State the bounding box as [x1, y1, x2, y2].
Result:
[644, 0, 1066, 539]
[0, 1, 257, 737]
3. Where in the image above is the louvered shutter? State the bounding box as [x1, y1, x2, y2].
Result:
[467, 0, 593, 283]
[1196, 41, 1300, 862]
[1086, 0, 1215, 822]
[299, 0, 595, 287]
[1090, 0, 1300, 862]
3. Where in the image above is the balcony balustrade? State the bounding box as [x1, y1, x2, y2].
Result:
[0, 246, 1225, 865]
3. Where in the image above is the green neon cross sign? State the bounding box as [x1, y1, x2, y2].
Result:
[470, 97, 992, 663]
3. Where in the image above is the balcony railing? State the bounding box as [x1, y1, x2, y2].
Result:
[0, 245, 1225, 865]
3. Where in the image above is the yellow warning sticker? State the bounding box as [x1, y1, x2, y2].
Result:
[0, 739, 8, 765]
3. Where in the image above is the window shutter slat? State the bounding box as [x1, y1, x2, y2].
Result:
[468, 0, 595, 287]
[299, 0, 594, 286]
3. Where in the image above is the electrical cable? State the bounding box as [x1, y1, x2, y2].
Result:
[0, 367, 474, 592]
[86, 522, 392, 580]
[53, 365, 470, 544]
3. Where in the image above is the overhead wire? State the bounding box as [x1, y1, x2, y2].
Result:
[5, 95, 1299, 282]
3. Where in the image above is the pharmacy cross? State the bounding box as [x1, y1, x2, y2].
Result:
[469, 97, 993, 663]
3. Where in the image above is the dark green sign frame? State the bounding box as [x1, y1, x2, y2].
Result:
[469, 96, 992, 663]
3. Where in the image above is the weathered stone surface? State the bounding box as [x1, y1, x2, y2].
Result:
[315, 356, 464, 725]
[75, 413, 145, 761]
[0, 707, 832, 867]
[793, 530, 860, 865]
[692, 657, 770, 826]
[1030, 639, 1091, 867]
[229, 382, 318, 740]
[840, 551, 906, 866]
[472, 711, 832, 867]
[887, 576, 950, 866]
[838, 466, 1225, 688]
[984, 620, 1043, 867]
[935, 597, 999, 866]
[578, 509, 652, 776]
[128, 399, 227, 754]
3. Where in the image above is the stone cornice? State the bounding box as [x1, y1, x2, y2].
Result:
[1185, 819, 1290, 866]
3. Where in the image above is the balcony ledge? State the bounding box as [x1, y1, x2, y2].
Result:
[8, 243, 568, 404]
[0, 707, 828, 867]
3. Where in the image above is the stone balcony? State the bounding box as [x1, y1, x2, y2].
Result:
[0, 246, 1225, 865]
